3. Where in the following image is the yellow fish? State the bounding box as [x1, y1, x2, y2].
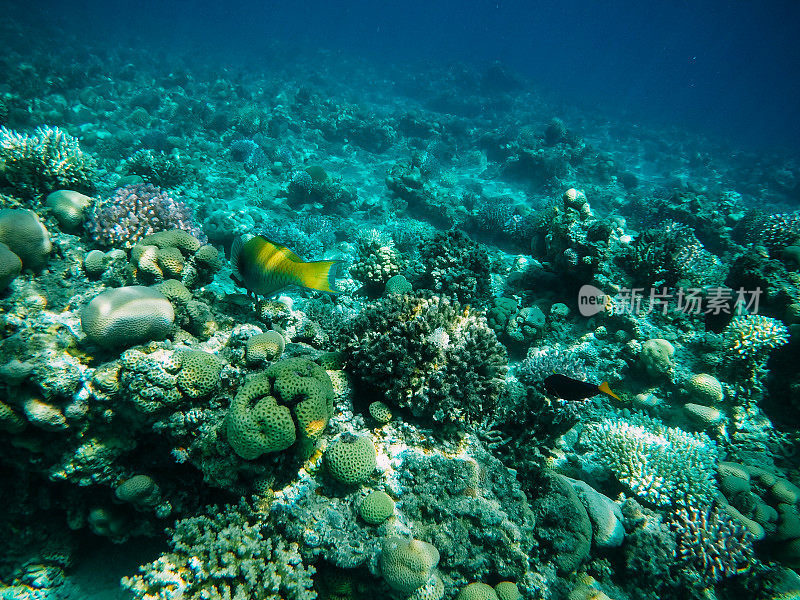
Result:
[230, 234, 341, 297]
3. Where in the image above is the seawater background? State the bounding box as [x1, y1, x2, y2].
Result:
[16, 0, 800, 154]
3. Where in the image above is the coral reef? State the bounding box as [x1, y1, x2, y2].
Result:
[580, 414, 718, 507]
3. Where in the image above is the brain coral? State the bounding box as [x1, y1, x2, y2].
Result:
[0, 242, 22, 290]
[686, 373, 724, 405]
[0, 208, 52, 269]
[225, 358, 334, 459]
[380, 537, 440, 595]
[46, 189, 91, 230]
[345, 293, 507, 429]
[324, 433, 376, 485]
[80, 286, 175, 348]
[456, 583, 499, 600]
[359, 490, 394, 524]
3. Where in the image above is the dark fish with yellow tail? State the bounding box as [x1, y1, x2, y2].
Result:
[230, 234, 341, 297]
[544, 374, 620, 402]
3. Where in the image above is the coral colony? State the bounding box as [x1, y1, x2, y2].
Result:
[1, 14, 800, 600]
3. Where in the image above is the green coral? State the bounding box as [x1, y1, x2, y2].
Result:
[324, 433, 376, 485]
[359, 490, 394, 524]
[0, 125, 96, 198]
[176, 350, 223, 398]
[225, 358, 334, 460]
[266, 357, 334, 442]
[380, 537, 440, 595]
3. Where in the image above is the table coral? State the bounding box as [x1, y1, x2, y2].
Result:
[581, 414, 718, 508]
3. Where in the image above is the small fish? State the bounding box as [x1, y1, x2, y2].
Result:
[544, 373, 620, 402]
[230, 234, 341, 297]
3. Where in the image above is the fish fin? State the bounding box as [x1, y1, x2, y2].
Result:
[230, 235, 250, 278]
[598, 381, 621, 401]
[257, 235, 305, 262]
[293, 260, 342, 294]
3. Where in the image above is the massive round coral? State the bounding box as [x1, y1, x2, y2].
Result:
[344, 293, 507, 428]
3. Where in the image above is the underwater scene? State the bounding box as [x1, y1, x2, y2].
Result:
[1, 1, 800, 599]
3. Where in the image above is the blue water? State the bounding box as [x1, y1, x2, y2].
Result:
[20, 0, 800, 153]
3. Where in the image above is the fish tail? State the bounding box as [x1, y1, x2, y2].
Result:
[292, 260, 342, 293]
[598, 381, 621, 401]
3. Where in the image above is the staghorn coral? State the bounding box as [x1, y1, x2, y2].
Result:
[0, 125, 96, 198]
[345, 293, 507, 429]
[669, 505, 755, 584]
[581, 414, 718, 508]
[86, 184, 202, 248]
[122, 502, 316, 600]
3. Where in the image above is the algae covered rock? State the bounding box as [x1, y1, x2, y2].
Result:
[80, 285, 175, 348]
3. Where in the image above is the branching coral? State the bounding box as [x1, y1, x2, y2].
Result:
[418, 230, 492, 305]
[669, 505, 754, 583]
[345, 293, 507, 429]
[122, 502, 317, 600]
[124, 149, 190, 188]
[86, 184, 202, 248]
[724, 315, 789, 362]
[581, 414, 718, 507]
[0, 125, 96, 197]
